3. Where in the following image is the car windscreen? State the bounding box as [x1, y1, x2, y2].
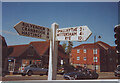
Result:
[30, 65, 37, 68]
[117, 66, 120, 70]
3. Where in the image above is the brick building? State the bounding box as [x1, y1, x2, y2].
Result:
[0, 35, 8, 76]
[71, 41, 117, 72]
[8, 41, 68, 73]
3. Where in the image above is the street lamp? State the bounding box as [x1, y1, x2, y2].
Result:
[94, 35, 101, 72]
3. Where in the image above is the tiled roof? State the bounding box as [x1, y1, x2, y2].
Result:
[8, 44, 29, 57]
[73, 43, 99, 49]
[30, 41, 50, 56]
[112, 46, 116, 49]
[8, 41, 68, 58]
[96, 41, 115, 50]
[73, 41, 115, 50]
[0, 35, 7, 47]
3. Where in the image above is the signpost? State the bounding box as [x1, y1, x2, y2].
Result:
[14, 21, 92, 80]
[56, 26, 92, 41]
[14, 21, 51, 40]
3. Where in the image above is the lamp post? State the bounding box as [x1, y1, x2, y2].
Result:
[94, 35, 101, 72]
[94, 35, 96, 72]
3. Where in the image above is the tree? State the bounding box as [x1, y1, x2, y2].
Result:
[66, 41, 73, 55]
[61, 42, 67, 52]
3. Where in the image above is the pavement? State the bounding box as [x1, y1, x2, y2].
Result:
[1, 72, 120, 81]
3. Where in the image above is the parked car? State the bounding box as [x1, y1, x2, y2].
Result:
[57, 67, 65, 75]
[114, 65, 120, 77]
[57, 65, 78, 74]
[63, 68, 99, 80]
[18, 64, 48, 76]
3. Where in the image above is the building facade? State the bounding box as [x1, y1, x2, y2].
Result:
[71, 41, 117, 72]
[8, 41, 69, 73]
[0, 35, 8, 76]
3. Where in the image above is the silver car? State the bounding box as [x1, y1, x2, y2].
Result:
[18, 64, 48, 76]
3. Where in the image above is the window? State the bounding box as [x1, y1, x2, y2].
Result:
[93, 57, 98, 62]
[77, 57, 80, 60]
[93, 49, 97, 54]
[83, 49, 86, 53]
[93, 65, 99, 70]
[77, 49, 80, 53]
[83, 57, 87, 61]
[8, 62, 14, 72]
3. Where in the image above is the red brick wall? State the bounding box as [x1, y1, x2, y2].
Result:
[71, 48, 100, 66]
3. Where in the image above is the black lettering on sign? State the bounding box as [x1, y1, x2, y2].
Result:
[78, 36, 82, 41]
[57, 34, 59, 36]
[43, 27, 45, 30]
[22, 22, 24, 26]
[46, 36, 49, 39]
[79, 32, 82, 35]
[65, 36, 71, 40]
[47, 32, 49, 35]
[74, 28, 77, 31]
[80, 27, 82, 31]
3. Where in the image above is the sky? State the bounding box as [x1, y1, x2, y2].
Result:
[1, 2, 119, 47]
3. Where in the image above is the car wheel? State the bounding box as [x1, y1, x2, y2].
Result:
[89, 74, 93, 79]
[115, 74, 117, 77]
[74, 75, 77, 80]
[21, 74, 26, 76]
[46, 72, 48, 76]
[2, 72, 6, 77]
[27, 71, 32, 76]
[65, 77, 70, 80]
[40, 74, 43, 76]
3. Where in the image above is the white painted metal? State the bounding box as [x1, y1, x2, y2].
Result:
[61, 60, 63, 65]
[56, 26, 92, 41]
[14, 21, 50, 40]
[48, 39, 53, 80]
[48, 23, 59, 80]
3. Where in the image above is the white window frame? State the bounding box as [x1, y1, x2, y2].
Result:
[83, 49, 86, 53]
[77, 49, 80, 53]
[93, 65, 99, 70]
[93, 49, 97, 54]
[77, 56, 80, 60]
[93, 56, 98, 62]
[83, 57, 87, 61]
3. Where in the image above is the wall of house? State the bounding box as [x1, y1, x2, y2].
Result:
[100, 48, 117, 72]
[71, 48, 100, 65]
[1, 37, 8, 76]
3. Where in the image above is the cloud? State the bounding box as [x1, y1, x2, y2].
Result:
[0, 30, 18, 36]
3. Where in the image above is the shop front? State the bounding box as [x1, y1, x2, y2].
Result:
[8, 44, 45, 74]
[7, 41, 68, 74]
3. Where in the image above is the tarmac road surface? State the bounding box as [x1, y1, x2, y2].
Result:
[1, 72, 120, 81]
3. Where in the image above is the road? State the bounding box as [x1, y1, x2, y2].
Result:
[1, 72, 120, 81]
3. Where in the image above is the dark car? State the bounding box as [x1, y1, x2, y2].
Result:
[18, 64, 48, 76]
[57, 67, 65, 75]
[63, 68, 99, 80]
[114, 65, 120, 77]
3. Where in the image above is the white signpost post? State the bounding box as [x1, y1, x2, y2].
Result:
[14, 21, 92, 80]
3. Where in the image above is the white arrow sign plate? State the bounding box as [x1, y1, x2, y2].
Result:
[14, 21, 51, 40]
[56, 26, 92, 41]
